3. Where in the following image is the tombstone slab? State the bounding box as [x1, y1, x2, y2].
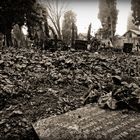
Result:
[34, 105, 140, 140]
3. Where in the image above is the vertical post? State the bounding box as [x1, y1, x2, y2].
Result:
[71, 22, 75, 48]
[54, 34, 57, 50]
[87, 23, 92, 43]
[111, 16, 114, 43]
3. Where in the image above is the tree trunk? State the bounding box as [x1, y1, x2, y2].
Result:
[3, 35, 6, 47]
[44, 21, 50, 38]
[54, 34, 58, 50]
[71, 22, 75, 47]
[5, 29, 13, 47]
[87, 24, 91, 43]
[56, 28, 62, 40]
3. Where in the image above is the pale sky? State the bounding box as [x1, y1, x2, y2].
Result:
[66, 0, 131, 36]
[23, 0, 132, 36]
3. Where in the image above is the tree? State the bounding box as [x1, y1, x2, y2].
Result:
[127, 13, 138, 31]
[71, 22, 76, 47]
[87, 23, 92, 43]
[42, 0, 67, 39]
[98, 0, 118, 40]
[62, 10, 77, 45]
[12, 24, 26, 48]
[26, 3, 49, 40]
[0, 0, 40, 47]
[28, 3, 50, 48]
[131, 0, 140, 26]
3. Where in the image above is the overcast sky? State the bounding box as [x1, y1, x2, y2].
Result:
[66, 0, 131, 36]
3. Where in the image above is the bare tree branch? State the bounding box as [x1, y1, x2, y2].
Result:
[44, 0, 67, 39]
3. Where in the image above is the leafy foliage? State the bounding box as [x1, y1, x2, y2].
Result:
[0, 0, 41, 47]
[98, 0, 118, 39]
[62, 10, 77, 45]
[131, 0, 140, 25]
[127, 13, 139, 31]
[0, 47, 140, 138]
[0, 47, 140, 118]
[0, 0, 36, 32]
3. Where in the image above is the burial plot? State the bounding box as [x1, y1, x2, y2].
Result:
[34, 105, 140, 140]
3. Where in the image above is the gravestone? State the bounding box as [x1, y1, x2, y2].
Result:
[123, 43, 133, 53]
[74, 40, 88, 50]
[34, 105, 140, 140]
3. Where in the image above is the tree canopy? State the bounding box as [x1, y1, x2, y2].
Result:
[43, 0, 67, 39]
[131, 0, 140, 26]
[62, 10, 77, 45]
[127, 13, 138, 31]
[0, 0, 38, 47]
[98, 0, 118, 39]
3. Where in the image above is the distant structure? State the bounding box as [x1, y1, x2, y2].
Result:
[123, 29, 140, 44]
[117, 29, 140, 51]
[105, 29, 140, 49]
[78, 33, 87, 40]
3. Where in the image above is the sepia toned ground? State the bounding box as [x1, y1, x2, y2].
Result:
[0, 47, 140, 139]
